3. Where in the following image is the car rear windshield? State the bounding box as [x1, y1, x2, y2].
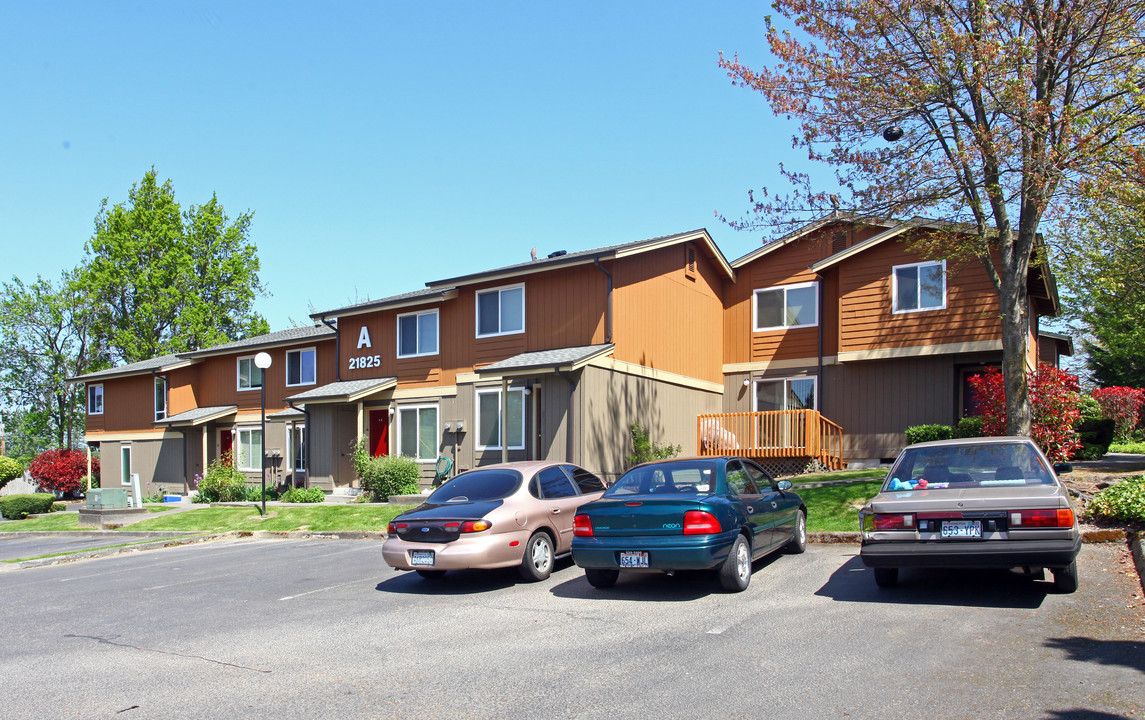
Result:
[428, 469, 523, 503]
[604, 460, 717, 496]
[885, 442, 1056, 492]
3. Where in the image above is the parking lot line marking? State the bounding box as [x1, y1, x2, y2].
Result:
[279, 579, 366, 601]
[706, 625, 730, 635]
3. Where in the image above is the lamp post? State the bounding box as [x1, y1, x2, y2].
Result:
[254, 351, 272, 517]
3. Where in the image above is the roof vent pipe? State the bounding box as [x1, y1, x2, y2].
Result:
[548, 250, 568, 258]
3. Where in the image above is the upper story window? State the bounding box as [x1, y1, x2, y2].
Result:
[87, 384, 104, 415]
[237, 356, 263, 391]
[154, 377, 168, 422]
[286, 347, 316, 387]
[398, 309, 439, 358]
[893, 260, 946, 313]
[476, 284, 525, 337]
[753, 282, 818, 331]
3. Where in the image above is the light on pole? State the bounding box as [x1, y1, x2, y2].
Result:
[254, 351, 273, 517]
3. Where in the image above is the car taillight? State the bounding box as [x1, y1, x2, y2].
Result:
[388, 522, 408, 534]
[873, 513, 915, 530]
[683, 510, 721, 535]
[574, 514, 593, 537]
[461, 520, 491, 533]
[1010, 509, 1074, 528]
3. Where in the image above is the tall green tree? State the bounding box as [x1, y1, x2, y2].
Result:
[81, 169, 269, 364]
[719, 0, 1145, 435]
[1052, 186, 1145, 387]
[0, 272, 107, 452]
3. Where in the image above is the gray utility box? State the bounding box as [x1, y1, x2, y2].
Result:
[85, 488, 130, 510]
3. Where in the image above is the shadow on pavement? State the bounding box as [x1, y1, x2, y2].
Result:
[1041, 711, 1140, 720]
[815, 555, 1050, 608]
[548, 553, 785, 602]
[374, 557, 579, 595]
[1044, 636, 1145, 674]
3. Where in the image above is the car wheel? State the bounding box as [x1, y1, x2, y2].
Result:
[415, 569, 446, 579]
[873, 567, 898, 588]
[518, 532, 554, 581]
[718, 534, 751, 592]
[784, 510, 807, 554]
[1052, 560, 1079, 593]
[585, 568, 619, 589]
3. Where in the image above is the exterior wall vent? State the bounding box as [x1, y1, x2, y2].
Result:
[685, 245, 697, 279]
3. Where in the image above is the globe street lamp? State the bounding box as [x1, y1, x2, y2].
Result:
[254, 351, 272, 517]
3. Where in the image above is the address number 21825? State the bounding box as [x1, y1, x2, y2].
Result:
[349, 355, 381, 370]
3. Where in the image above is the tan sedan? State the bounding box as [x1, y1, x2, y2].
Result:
[383, 461, 607, 581]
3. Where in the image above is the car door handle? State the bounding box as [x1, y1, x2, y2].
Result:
[550, 507, 561, 514]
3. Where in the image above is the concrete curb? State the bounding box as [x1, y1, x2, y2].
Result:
[8, 533, 226, 570]
[1129, 531, 1145, 597]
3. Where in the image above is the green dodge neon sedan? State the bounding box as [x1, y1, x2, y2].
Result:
[571, 457, 807, 592]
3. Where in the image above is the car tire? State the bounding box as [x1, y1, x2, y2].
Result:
[1052, 561, 1079, 593]
[518, 532, 554, 582]
[415, 569, 446, 579]
[784, 510, 807, 554]
[585, 568, 619, 589]
[873, 567, 898, 588]
[718, 534, 751, 592]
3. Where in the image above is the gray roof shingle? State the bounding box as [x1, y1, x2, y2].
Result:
[476, 344, 614, 373]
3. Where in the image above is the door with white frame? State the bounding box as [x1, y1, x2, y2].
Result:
[752, 377, 817, 449]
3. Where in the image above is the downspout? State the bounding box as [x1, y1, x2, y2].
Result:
[289, 400, 310, 488]
[593, 257, 613, 344]
[320, 316, 341, 381]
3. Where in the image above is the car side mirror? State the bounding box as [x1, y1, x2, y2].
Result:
[776, 479, 793, 491]
[1053, 462, 1073, 475]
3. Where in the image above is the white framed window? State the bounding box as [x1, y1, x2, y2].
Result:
[397, 309, 439, 358]
[120, 445, 132, 486]
[286, 347, 316, 387]
[87, 384, 104, 415]
[753, 282, 819, 331]
[154, 376, 168, 422]
[397, 405, 439, 462]
[476, 283, 525, 337]
[893, 260, 946, 313]
[286, 425, 306, 472]
[237, 356, 263, 391]
[236, 428, 263, 472]
[476, 387, 525, 451]
[753, 377, 817, 412]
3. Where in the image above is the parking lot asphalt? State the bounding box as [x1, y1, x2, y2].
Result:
[0, 537, 1141, 720]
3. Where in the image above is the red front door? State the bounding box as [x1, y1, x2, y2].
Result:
[220, 429, 234, 464]
[369, 410, 389, 457]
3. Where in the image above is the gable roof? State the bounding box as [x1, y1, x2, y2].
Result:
[178, 324, 335, 358]
[311, 286, 459, 321]
[731, 213, 898, 269]
[428, 229, 735, 288]
[68, 354, 193, 383]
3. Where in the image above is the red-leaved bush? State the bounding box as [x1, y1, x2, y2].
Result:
[29, 449, 100, 495]
[1090, 386, 1145, 442]
[967, 366, 1083, 462]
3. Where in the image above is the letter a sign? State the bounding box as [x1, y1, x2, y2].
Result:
[357, 326, 372, 349]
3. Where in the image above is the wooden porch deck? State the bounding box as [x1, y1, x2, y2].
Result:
[697, 409, 847, 471]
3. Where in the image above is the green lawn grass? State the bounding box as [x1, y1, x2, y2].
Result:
[0, 504, 416, 533]
[785, 468, 886, 484]
[799, 480, 883, 532]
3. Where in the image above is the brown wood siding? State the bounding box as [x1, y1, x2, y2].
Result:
[194, 340, 337, 413]
[101, 375, 160, 432]
[612, 246, 724, 383]
[838, 246, 1001, 352]
[167, 366, 198, 416]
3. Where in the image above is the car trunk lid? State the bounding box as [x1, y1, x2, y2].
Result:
[582, 495, 707, 536]
[392, 500, 504, 543]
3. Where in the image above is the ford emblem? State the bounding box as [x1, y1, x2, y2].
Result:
[420, 527, 429, 532]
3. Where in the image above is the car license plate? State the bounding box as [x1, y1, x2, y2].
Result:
[941, 520, 982, 538]
[619, 551, 649, 568]
[410, 550, 435, 567]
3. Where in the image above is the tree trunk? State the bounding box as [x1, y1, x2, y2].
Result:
[999, 265, 1032, 436]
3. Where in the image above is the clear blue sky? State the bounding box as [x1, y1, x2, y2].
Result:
[1, 2, 813, 331]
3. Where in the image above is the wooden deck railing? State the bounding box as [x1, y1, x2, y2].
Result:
[697, 409, 846, 470]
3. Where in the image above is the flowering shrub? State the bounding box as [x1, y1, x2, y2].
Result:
[967, 367, 1083, 462]
[194, 453, 249, 502]
[29, 449, 100, 495]
[1091, 386, 1145, 442]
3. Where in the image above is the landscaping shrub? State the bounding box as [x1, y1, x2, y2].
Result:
[1110, 441, 1145, 454]
[953, 416, 983, 439]
[0, 493, 57, 520]
[29, 449, 100, 495]
[50, 502, 66, 513]
[626, 423, 681, 468]
[967, 366, 1083, 462]
[194, 454, 250, 502]
[0, 456, 24, 490]
[905, 424, 954, 444]
[280, 487, 326, 503]
[1076, 417, 1116, 460]
[1086, 475, 1145, 523]
[353, 441, 421, 499]
[1091, 387, 1145, 442]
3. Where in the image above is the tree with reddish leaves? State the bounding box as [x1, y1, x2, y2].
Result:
[719, 0, 1145, 438]
[968, 366, 1082, 461]
[1091, 386, 1144, 442]
[29, 448, 99, 495]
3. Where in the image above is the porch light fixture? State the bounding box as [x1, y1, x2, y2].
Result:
[255, 351, 272, 517]
[743, 378, 751, 387]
